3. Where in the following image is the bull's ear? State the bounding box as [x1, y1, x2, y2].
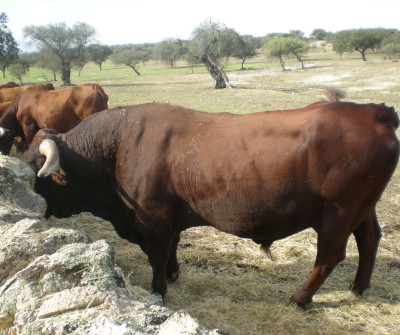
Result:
[50, 170, 68, 186]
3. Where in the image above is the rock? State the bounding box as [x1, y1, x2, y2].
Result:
[0, 155, 46, 220]
[0, 218, 91, 285]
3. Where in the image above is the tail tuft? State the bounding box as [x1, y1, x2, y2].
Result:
[322, 87, 346, 102]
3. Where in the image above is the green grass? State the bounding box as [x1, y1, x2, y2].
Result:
[1, 47, 400, 115]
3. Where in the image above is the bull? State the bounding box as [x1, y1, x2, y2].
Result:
[0, 83, 108, 154]
[23, 90, 399, 306]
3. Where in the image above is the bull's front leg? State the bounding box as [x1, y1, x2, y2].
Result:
[136, 209, 176, 301]
[351, 210, 381, 297]
[167, 232, 181, 281]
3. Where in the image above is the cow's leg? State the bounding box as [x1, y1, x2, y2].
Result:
[167, 233, 180, 281]
[290, 208, 350, 306]
[136, 210, 175, 300]
[351, 210, 381, 297]
[145, 233, 171, 299]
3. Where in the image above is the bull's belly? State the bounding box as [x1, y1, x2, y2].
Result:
[178, 196, 320, 240]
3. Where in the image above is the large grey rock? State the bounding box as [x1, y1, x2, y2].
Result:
[0, 218, 91, 285]
[0, 155, 46, 220]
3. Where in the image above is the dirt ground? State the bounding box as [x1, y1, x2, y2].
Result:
[26, 48, 400, 334]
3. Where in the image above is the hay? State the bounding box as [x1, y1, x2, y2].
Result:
[48, 167, 400, 335]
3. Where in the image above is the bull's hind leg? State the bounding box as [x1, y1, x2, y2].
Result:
[351, 210, 381, 297]
[290, 206, 351, 306]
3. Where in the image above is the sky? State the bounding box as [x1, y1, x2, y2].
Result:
[3, 0, 400, 50]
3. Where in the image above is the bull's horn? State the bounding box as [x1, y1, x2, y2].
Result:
[37, 139, 61, 178]
[0, 127, 7, 137]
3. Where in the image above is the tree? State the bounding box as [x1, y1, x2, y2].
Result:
[185, 47, 202, 73]
[381, 32, 400, 60]
[23, 22, 96, 85]
[332, 31, 352, 59]
[289, 37, 309, 69]
[87, 44, 112, 70]
[0, 12, 19, 78]
[348, 29, 381, 61]
[232, 36, 257, 70]
[18, 53, 36, 73]
[9, 63, 25, 84]
[37, 47, 62, 81]
[263, 35, 309, 71]
[333, 28, 395, 61]
[263, 36, 288, 70]
[311, 29, 332, 41]
[153, 39, 185, 68]
[190, 19, 239, 89]
[111, 45, 151, 75]
[74, 48, 88, 76]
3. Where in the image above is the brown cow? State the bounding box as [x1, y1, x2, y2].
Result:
[0, 83, 54, 103]
[0, 83, 108, 154]
[23, 89, 399, 306]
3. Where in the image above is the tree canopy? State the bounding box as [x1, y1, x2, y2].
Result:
[87, 44, 112, 70]
[153, 39, 186, 68]
[381, 32, 400, 60]
[23, 22, 96, 85]
[190, 19, 244, 88]
[333, 28, 396, 61]
[0, 12, 19, 78]
[111, 45, 151, 75]
[263, 35, 309, 70]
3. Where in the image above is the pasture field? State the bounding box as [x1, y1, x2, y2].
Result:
[2, 46, 400, 334]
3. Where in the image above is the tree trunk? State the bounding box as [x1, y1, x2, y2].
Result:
[201, 53, 232, 89]
[278, 55, 286, 71]
[296, 55, 305, 69]
[355, 48, 367, 61]
[61, 61, 71, 86]
[128, 64, 141, 76]
[52, 70, 57, 81]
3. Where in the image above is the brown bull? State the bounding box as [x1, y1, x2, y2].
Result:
[0, 83, 54, 103]
[0, 83, 108, 154]
[23, 89, 399, 306]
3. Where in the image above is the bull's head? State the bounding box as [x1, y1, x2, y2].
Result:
[23, 129, 68, 186]
[0, 127, 14, 155]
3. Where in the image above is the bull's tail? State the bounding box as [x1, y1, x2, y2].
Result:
[322, 87, 346, 102]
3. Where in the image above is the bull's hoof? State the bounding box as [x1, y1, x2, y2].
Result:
[167, 270, 180, 282]
[349, 283, 367, 297]
[149, 292, 164, 306]
[289, 294, 312, 308]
